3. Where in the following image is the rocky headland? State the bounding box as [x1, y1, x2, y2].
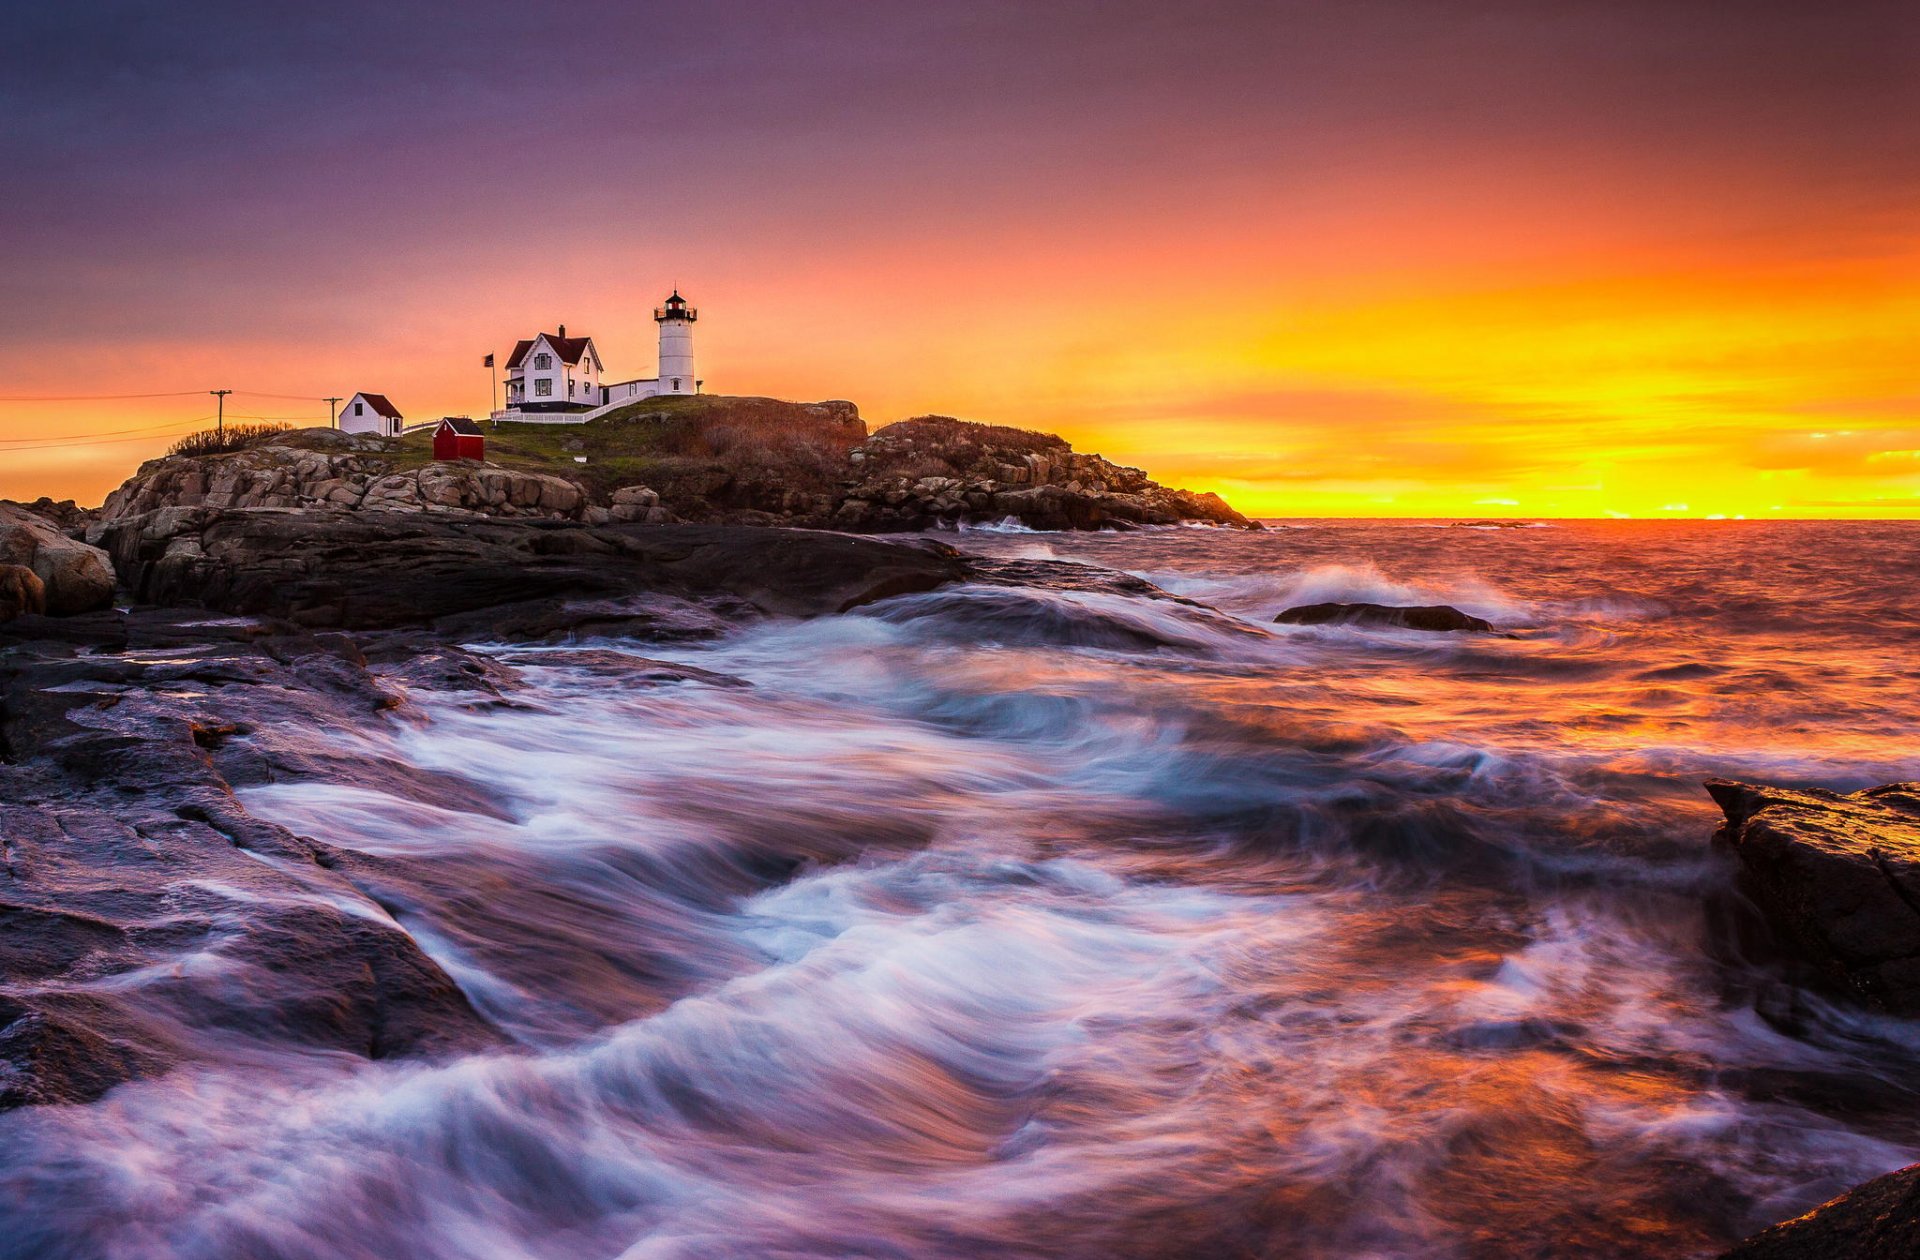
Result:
[91, 396, 1251, 535]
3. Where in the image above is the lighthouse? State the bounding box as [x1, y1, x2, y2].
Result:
[654, 291, 697, 395]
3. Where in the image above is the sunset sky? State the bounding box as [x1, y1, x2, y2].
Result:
[3, 0, 1917, 516]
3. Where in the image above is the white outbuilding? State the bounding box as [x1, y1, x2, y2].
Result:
[340, 392, 403, 436]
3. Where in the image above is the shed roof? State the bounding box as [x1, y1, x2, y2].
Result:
[437, 417, 484, 436]
[354, 393, 402, 419]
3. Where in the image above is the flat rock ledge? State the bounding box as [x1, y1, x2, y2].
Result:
[1707, 779, 1920, 1014]
[91, 509, 971, 632]
[1274, 602, 1495, 633]
[1721, 1162, 1920, 1259]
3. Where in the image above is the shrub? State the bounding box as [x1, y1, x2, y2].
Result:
[167, 423, 293, 458]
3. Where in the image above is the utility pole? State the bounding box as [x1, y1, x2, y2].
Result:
[324, 396, 343, 428]
[210, 389, 231, 438]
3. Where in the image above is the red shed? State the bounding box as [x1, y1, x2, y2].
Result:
[433, 417, 485, 461]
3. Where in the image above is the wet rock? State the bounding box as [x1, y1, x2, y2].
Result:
[1275, 602, 1495, 633]
[1721, 1161, 1920, 1258]
[92, 510, 970, 631]
[0, 615, 509, 1109]
[497, 648, 750, 687]
[0, 502, 116, 615]
[0, 994, 168, 1110]
[1707, 779, 1920, 1014]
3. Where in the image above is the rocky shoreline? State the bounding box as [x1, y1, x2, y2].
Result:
[2, 486, 1917, 1253]
[0, 516, 982, 1108]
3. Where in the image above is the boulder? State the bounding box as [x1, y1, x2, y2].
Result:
[0, 564, 47, 622]
[1721, 1161, 1920, 1258]
[1707, 779, 1920, 1014]
[1274, 602, 1494, 633]
[0, 502, 116, 615]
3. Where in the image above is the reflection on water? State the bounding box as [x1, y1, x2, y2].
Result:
[4, 520, 1920, 1259]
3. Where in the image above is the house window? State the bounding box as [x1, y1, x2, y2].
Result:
[354, 402, 364, 415]
[534, 353, 552, 370]
[535, 379, 553, 397]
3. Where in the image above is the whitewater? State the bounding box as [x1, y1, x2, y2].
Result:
[4, 519, 1919, 1259]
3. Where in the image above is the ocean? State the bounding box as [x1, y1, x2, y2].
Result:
[4, 519, 1919, 1258]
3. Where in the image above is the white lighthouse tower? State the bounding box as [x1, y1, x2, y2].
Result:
[654, 291, 697, 395]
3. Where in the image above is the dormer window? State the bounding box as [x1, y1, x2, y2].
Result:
[534, 353, 552, 370]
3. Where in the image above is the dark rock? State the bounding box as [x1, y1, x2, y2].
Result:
[1721, 1162, 1920, 1258]
[497, 648, 750, 687]
[1707, 779, 1920, 1014]
[92, 511, 970, 631]
[0, 994, 168, 1109]
[0, 617, 507, 1109]
[1274, 602, 1495, 633]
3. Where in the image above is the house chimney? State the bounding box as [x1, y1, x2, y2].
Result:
[558, 324, 566, 338]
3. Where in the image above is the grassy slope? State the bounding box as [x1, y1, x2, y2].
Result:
[354, 395, 862, 499]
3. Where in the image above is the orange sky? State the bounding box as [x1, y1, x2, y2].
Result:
[4, 2, 1917, 518]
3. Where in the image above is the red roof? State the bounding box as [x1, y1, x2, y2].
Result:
[504, 334, 594, 370]
[356, 393, 402, 419]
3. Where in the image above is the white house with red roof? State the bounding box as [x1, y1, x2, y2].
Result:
[502, 325, 603, 414]
[339, 392, 403, 436]
[493, 292, 702, 423]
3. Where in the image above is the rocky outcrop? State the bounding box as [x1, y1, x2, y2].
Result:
[94, 404, 1251, 538]
[91, 508, 970, 632]
[825, 416, 1251, 531]
[0, 502, 116, 616]
[1275, 602, 1495, 633]
[606, 484, 671, 524]
[1721, 1162, 1920, 1258]
[1707, 779, 1920, 1014]
[99, 445, 595, 524]
[2, 497, 95, 535]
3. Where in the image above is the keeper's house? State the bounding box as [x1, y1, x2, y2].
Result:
[494, 292, 701, 424]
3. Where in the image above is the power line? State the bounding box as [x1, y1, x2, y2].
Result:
[0, 388, 335, 405]
[0, 417, 209, 445]
[0, 390, 212, 404]
[0, 419, 216, 453]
